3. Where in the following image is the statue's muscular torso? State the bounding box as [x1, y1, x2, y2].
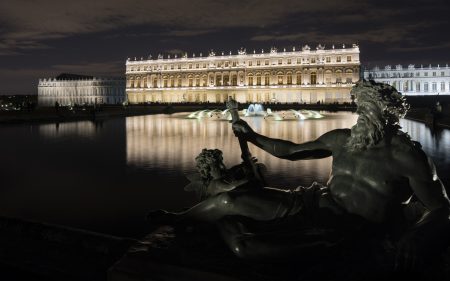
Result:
[325, 129, 414, 223]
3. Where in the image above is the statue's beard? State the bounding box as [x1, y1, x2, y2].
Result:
[347, 115, 385, 151]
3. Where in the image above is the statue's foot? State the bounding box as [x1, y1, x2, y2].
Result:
[147, 209, 177, 225]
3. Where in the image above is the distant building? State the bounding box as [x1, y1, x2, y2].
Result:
[38, 73, 126, 106]
[126, 44, 361, 104]
[363, 64, 450, 95]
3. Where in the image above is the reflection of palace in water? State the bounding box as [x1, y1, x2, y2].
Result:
[126, 44, 360, 104]
[39, 121, 96, 138]
[125, 113, 358, 186]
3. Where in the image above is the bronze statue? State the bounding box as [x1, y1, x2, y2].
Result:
[150, 80, 450, 268]
[184, 148, 250, 200]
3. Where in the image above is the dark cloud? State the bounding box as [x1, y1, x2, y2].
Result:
[0, 0, 449, 94]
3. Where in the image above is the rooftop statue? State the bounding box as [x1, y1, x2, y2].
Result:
[148, 80, 450, 270]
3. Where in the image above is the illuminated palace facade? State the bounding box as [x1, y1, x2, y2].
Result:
[363, 64, 450, 95]
[38, 73, 126, 106]
[126, 44, 360, 104]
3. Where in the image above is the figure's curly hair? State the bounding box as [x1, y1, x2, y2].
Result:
[195, 149, 225, 183]
[351, 80, 410, 128]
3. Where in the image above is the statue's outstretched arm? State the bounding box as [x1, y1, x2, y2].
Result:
[233, 120, 348, 160]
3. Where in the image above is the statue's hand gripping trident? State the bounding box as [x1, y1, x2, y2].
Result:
[226, 97, 266, 186]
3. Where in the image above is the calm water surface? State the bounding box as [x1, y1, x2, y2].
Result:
[1, 112, 449, 238]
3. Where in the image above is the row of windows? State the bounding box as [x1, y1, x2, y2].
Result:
[368, 71, 447, 79]
[128, 56, 354, 72]
[128, 72, 354, 88]
[386, 81, 450, 92]
[39, 88, 124, 96]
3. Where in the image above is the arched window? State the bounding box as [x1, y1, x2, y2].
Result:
[136, 77, 141, 88]
[310, 72, 316, 85]
[277, 72, 284, 85]
[256, 74, 261, 86]
[324, 70, 332, 85]
[215, 74, 222, 86]
[143, 77, 147, 88]
[153, 78, 158, 88]
[345, 69, 353, 83]
[335, 70, 342, 83]
[202, 75, 208, 87]
[232, 74, 237, 86]
[177, 75, 182, 87]
[248, 74, 254, 86]
[188, 75, 194, 87]
[223, 74, 229, 86]
[170, 76, 175, 87]
[286, 72, 292, 85]
[296, 72, 302, 85]
[264, 73, 270, 85]
[195, 75, 200, 87]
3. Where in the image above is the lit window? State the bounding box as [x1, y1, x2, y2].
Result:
[277, 75, 283, 85]
[297, 58, 301, 64]
[310, 72, 317, 85]
[264, 75, 270, 85]
[336, 56, 341, 62]
[296, 73, 302, 85]
[232, 75, 237, 86]
[432, 82, 437, 92]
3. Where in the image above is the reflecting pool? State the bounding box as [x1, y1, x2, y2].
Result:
[0, 112, 448, 238]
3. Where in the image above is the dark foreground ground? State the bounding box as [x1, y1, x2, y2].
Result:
[1, 215, 449, 281]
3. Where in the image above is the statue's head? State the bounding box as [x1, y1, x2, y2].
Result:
[195, 149, 227, 182]
[347, 80, 410, 151]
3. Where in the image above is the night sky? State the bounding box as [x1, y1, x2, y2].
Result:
[0, 0, 449, 95]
